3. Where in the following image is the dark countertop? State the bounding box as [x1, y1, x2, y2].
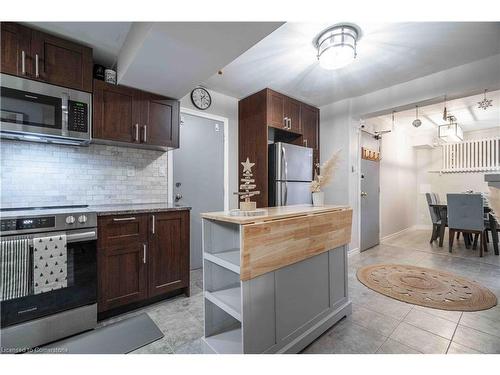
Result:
[89, 203, 191, 216]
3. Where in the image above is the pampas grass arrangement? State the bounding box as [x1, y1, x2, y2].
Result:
[310, 150, 341, 193]
[489, 187, 500, 222]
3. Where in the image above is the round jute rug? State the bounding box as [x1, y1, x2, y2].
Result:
[356, 264, 497, 311]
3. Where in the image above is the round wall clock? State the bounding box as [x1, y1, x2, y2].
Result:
[191, 87, 212, 110]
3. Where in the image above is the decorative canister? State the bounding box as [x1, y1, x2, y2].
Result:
[104, 69, 117, 84]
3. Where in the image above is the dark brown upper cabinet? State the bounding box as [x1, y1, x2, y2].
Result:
[267, 89, 286, 129]
[31, 29, 93, 92]
[0, 22, 92, 92]
[300, 103, 320, 171]
[93, 80, 141, 143]
[93, 80, 180, 151]
[1, 23, 32, 77]
[266, 89, 302, 134]
[141, 93, 180, 148]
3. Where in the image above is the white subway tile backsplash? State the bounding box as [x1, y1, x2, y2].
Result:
[0, 140, 169, 208]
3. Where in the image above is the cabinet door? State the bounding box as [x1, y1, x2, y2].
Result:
[93, 80, 142, 143]
[267, 89, 286, 129]
[141, 93, 180, 148]
[98, 215, 148, 312]
[98, 242, 148, 312]
[31, 30, 92, 92]
[148, 211, 190, 298]
[1, 22, 32, 77]
[301, 104, 320, 170]
[301, 104, 319, 150]
[285, 98, 302, 134]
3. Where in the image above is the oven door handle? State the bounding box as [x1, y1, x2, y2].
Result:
[66, 230, 97, 242]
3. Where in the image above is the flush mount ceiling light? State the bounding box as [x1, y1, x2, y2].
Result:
[313, 24, 361, 70]
[478, 89, 493, 110]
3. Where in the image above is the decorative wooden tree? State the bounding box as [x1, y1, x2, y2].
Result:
[234, 157, 260, 211]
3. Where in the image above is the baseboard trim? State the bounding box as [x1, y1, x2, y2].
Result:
[380, 227, 413, 242]
[412, 224, 433, 230]
[348, 247, 360, 256]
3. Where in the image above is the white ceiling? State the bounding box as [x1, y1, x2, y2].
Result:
[366, 90, 500, 134]
[116, 22, 283, 99]
[25, 22, 132, 66]
[203, 22, 500, 106]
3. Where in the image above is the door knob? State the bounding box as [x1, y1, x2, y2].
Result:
[175, 193, 183, 202]
[361, 191, 368, 197]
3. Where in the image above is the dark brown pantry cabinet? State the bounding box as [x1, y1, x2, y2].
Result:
[239, 88, 320, 208]
[93, 80, 180, 150]
[97, 210, 190, 314]
[0, 22, 93, 92]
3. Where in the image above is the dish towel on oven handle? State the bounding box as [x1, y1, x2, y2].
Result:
[0, 238, 30, 301]
[33, 234, 68, 294]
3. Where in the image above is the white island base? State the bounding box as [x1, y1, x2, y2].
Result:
[200, 205, 353, 354]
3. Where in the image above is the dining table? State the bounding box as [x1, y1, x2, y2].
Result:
[429, 203, 499, 255]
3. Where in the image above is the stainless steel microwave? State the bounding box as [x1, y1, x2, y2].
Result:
[0, 73, 91, 146]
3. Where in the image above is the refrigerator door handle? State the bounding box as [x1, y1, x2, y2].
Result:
[281, 145, 288, 181]
[284, 181, 288, 206]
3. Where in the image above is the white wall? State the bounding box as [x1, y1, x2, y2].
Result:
[378, 126, 417, 238]
[319, 54, 500, 250]
[179, 89, 239, 209]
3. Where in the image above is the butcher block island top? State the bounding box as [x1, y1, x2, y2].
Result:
[201, 204, 353, 354]
[202, 204, 352, 281]
[201, 204, 350, 224]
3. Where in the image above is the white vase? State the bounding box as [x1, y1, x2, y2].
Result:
[312, 191, 325, 207]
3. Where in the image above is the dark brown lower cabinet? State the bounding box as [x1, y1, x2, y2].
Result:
[98, 241, 148, 311]
[149, 211, 190, 297]
[97, 210, 190, 314]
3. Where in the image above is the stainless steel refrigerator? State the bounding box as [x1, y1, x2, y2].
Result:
[269, 142, 313, 206]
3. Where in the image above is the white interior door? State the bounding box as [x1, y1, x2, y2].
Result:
[172, 113, 224, 269]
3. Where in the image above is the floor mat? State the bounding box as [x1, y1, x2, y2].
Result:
[42, 313, 163, 354]
[357, 263, 497, 311]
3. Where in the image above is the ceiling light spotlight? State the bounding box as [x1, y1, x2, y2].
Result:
[313, 24, 361, 70]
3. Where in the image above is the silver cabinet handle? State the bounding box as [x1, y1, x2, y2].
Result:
[21, 50, 26, 75]
[283, 117, 288, 129]
[35, 54, 39, 78]
[361, 192, 368, 197]
[142, 125, 147, 143]
[134, 124, 139, 142]
[112, 216, 136, 222]
[143, 243, 147, 264]
[151, 214, 155, 234]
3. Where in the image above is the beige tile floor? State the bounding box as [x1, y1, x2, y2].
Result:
[100, 229, 500, 354]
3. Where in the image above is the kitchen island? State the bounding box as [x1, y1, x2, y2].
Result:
[200, 204, 353, 354]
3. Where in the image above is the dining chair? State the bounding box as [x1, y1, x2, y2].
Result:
[447, 193, 487, 257]
[426, 193, 446, 245]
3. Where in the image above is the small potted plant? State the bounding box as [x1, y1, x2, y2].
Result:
[310, 150, 341, 207]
